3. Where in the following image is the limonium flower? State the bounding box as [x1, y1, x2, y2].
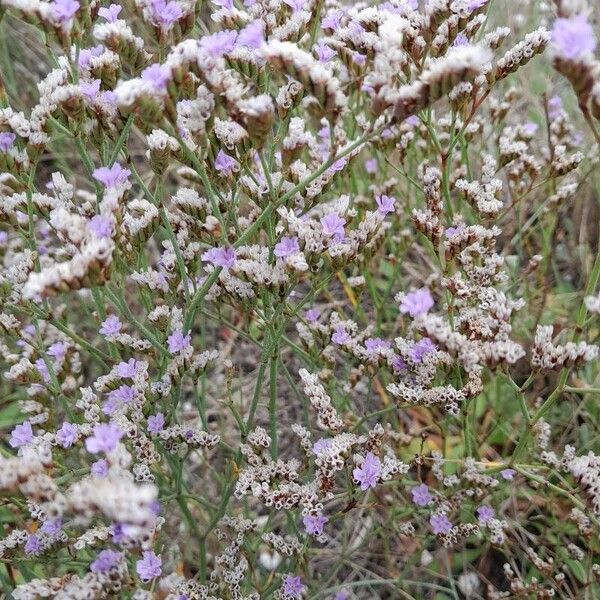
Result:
[305, 308, 320, 322]
[321, 10, 343, 30]
[214, 150, 239, 176]
[477, 505, 495, 524]
[411, 483, 433, 507]
[56, 422, 77, 448]
[24, 534, 41, 556]
[365, 337, 390, 352]
[91, 459, 109, 477]
[400, 288, 434, 317]
[78, 45, 103, 68]
[88, 215, 113, 239]
[92, 163, 131, 188]
[430, 514, 453, 534]
[312, 438, 332, 454]
[85, 423, 124, 454]
[409, 338, 436, 363]
[303, 513, 328, 536]
[141, 64, 171, 92]
[98, 3, 121, 21]
[500, 468, 516, 480]
[40, 518, 62, 536]
[91, 549, 121, 573]
[51, 0, 79, 23]
[331, 326, 350, 345]
[353, 452, 381, 490]
[0, 132, 16, 152]
[116, 359, 138, 379]
[136, 550, 162, 582]
[320, 213, 346, 242]
[375, 195, 395, 216]
[103, 384, 135, 415]
[151, 0, 183, 27]
[468, 0, 487, 10]
[167, 329, 192, 354]
[201, 246, 236, 269]
[47, 342, 67, 359]
[552, 14, 596, 60]
[364, 158, 377, 173]
[282, 575, 304, 598]
[274, 236, 300, 258]
[212, 0, 233, 9]
[314, 42, 336, 62]
[80, 79, 101, 102]
[236, 20, 264, 49]
[99, 315, 122, 336]
[200, 31, 237, 57]
[147, 413, 165, 434]
[9, 421, 33, 448]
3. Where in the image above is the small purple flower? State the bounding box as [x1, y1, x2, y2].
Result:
[353, 452, 381, 491]
[500, 468, 516, 480]
[353, 52, 366, 66]
[201, 246, 236, 269]
[283, 0, 305, 11]
[364, 158, 377, 174]
[0, 132, 16, 153]
[35, 358, 51, 383]
[400, 288, 434, 317]
[468, 0, 487, 10]
[80, 79, 101, 102]
[548, 96, 563, 119]
[92, 163, 130, 188]
[282, 575, 304, 598]
[51, 0, 79, 23]
[303, 513, 328, 536]
[365, 338, 390, 353]
[477, 505, 495, 524]
[332, 326, 350, 345]
[151, 0, 182, 27]
[330, 158, 346, 172]
[552, 14, 596, 60]
[56, 422, 77, 448]
[10, 421, 33, 448]
[405, 115, 420, 126]
[91, 549, 122, 573]
[334, 592, 350, 600]
[47, 342, 67, 359]
[200, 30, 237, 57]
[167, 329, 191, 354]
[24, 534, 42, 556]
[430, 513, 452, 534]
[103, 384, 135, 415]
[85, 422, 124, 454]
[148, 413, 165, 434]
[321, 213, 346, 243]
[409, 338, 436, 363]
[212, 0, 233, 8]
[411, 483, 433, 507]
[40, 518, 62, 536]
[88, 215, 113, 239]
[141, 63, 171, 92]
[445, 224, 464, 237]
[376, 195, 395, 216]
[305, 308, 320, 323]
[91, 459, 109, 477]
[136, 550, 162, 582]
[321, 10, 343, 30]
[78, 45, 104, 69]
[522, 122, 538, 136]
[116, 358, 138, 379]
[236, 20, 264, 49]
[312, 438, 332, 454]
[314, 42, 336, 62]
[392, 354, 407, 373]
[274, 236, 300, 258]
[99, 315, 122, 336]
[0, 231, 8, 245]
[453, 33, 469, 47]
[98, 3, 122, 21]
[214, 150, 238, 176]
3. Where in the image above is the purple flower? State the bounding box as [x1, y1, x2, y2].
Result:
[330, 158, 346, 172]
[314, 42, 336, 63]
[212, 0, 233, 8]
[78, 45, 104, 69]
[136, 550, 162, 582]
[405, 115, 420, 126]
[468, 0, 487, 9]
[98, 3, 122, 21]
[93, 163, 130, 188]
[364, 158, 377, 174]
[80, 79, 101, 102]
[47, 342, 67, 359]
[353, 52, 366, 66]
[9, 421, 33, 448]
[56, 422, 77, 448]
[445, 224, 464, 237]
[0, 132, 16, 152]
[552, 14, 596, 60]
[320, 213, 346, 243]
[365, 337, 390, 353]
[40, 518, 62, 536]
[283, 0, 305, 11]
[167, 329, 192, 354]
[0, 231, 8, 245]
[548, 96, 563, 119]
[91, 549, 121, 573]
[116, 359, 138, 379]
[201, 246, 236, 269]
[305, 308, 320, 323]
[214, 150, 238, 175]
[522, 122, 538, 136]
[236, 20, 264, 49]
[312, 438, 332, 454]
[411, 483, 433, 507]
[200, 30, 237, 57]
[35, 358, 51, 383]
[141, 63, 171, 92]
[353, 452, 381, 491]
[88, 215, 113, 239]
[453, 33, 469, 47]
[477, 505, 495, 524]
[303, 513, 328, 536]
[430, 513, 453, 534]
[85, 422, 124, 454]
[99, 315, 122, 336]
[282, 575, 304, 598]
[332, 326, 350, 345]
[24, 534, 42, 556]
[334, 592, 350, 600]
[400, 288, 434, 317]
[274, 236, 300, 258]
[91, 459, 109, 477]
[375, 195, 395, 216]
[500, 468, 516, 480]
[321, 10, 343, 30]
[392, 354, 407, 373]
[151, 0, 182, 27]
[409, 338, 436, 363]
[51, 0, 79, 23]
[148, 413, 165, 434]
[103, 384, 135, 415]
